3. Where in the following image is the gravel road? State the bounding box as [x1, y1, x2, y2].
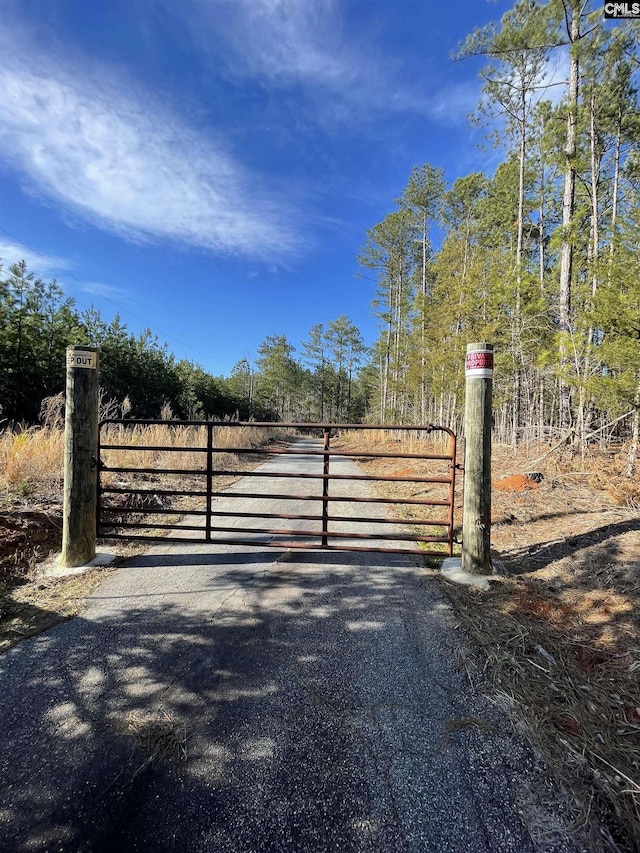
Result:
[0, 440, 589, 852]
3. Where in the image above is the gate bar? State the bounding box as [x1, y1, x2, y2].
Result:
[101, 487, 450, 507]
[100, 522, 449, 544]
[102, 466, 451, 485]
[99, 419, 454, 431]
[99, 507, 450, 526]
[100, 532, 450, 557]
[99, 444, 452, 461]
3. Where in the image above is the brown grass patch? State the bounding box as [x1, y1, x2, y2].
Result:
[440, 560, 640, 853]
[0, 427, 64, 498]
[336, 430, 456, 555]
[0, 567, 116, 653]
[452, 446, 639, 852]
[393, 467, 414, 478]
[123, 706, 189, 775]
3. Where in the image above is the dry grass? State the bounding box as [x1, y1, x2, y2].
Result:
[98, 423, 297, 534]
[0, 422, 294, 506]
[123, 706, 189, 776]
[339, 426, 454, 455]
[0, 567, 116, 653]
[0, 427, 64, 499]
[100, 422, 289, 483]
[441, 562, 639, 853]
[0, 422, 292, 500]
[482, 450, 639, 852]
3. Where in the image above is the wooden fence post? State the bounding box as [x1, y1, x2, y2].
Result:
[462, 342, 493, 574]
[61, 346, 100, 567]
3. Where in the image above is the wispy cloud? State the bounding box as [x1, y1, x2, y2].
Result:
[535, 51, 569, 107]
[0, 239, 69, 279]
[415, 82, 481, 127]
[176, 0, 475, 127]
[81, 281, 132, 301]
[185, 0, 361, 89]
[0, 34, 300, 258]
[0, 238, 132, 308]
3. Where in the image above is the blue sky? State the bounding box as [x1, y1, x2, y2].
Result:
[0, 0, 525, 377]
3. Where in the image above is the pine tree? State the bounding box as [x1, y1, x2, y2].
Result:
[358, 209, 418, 422]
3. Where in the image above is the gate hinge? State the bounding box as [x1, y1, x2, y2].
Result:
[91, 455, 106, 471]
[454, 463, 464, 471]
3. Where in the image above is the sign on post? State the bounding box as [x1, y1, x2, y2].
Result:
[66, 350, 98, 370]
[465, 348, 494, 378]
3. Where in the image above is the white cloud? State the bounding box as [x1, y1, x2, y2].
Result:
[0, 41, 299, 258]
[0, 239, 69, 279]
[416, 82, 482, 127]
[0, 239, 131, 308]
[187, 0, 361, 89]
[178, 0, 477, 126]
[534, 51, 569, 107]
[81, 281, 132, 301]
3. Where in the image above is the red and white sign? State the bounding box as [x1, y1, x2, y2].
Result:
[465, 349, 493, 378]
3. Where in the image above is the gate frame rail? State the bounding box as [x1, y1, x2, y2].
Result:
[97, 421, 458, 557]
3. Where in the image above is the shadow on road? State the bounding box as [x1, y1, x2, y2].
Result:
[0, 548, 585, 852]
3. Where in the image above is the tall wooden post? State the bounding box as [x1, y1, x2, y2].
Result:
[61, 346, 99, 567]
[462, 342, 493, 574]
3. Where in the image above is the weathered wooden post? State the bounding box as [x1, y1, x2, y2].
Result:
[61, 346, 99, 567]
[462, 342, 493, 574]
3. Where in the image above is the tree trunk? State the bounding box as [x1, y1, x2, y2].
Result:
[558, 2, 580, 431]
[609, 110, 622, 271]
[579, 88, 602, 451]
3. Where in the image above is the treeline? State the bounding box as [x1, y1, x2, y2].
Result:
[231, 316, 370, 423]
[0, 260, 370, 424]
[359, 0, 639, 465]
[0, 260, 242, 423]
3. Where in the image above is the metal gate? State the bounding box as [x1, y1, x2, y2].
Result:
[97, 421, 458, 557]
